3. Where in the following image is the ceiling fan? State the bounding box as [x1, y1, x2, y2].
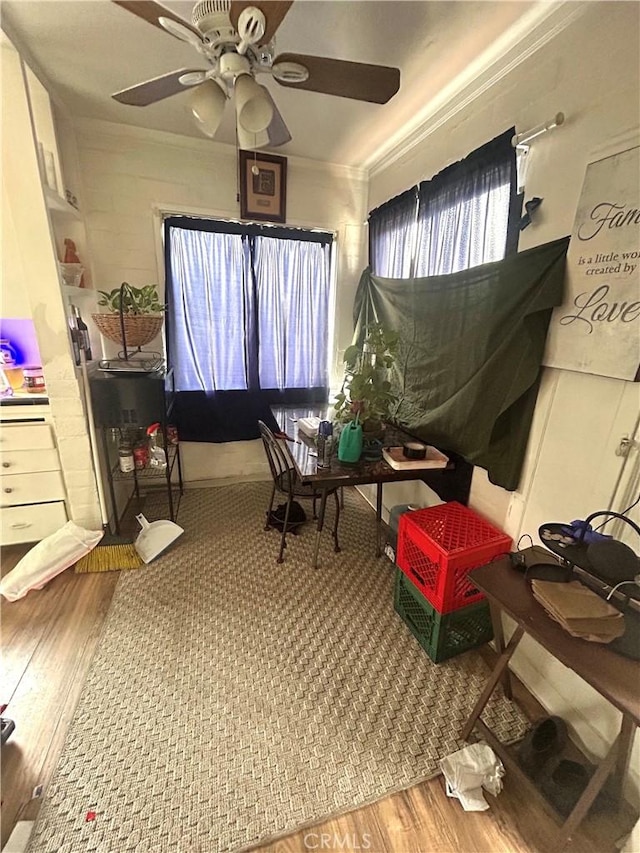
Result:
[111, 0, 401, 149]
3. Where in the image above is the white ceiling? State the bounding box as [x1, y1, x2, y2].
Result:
[2, 0, 548, 167]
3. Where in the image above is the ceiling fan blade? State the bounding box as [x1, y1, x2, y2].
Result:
[230, 1, 293, 44]
[112, 1, 202, 40]
[273, 53, 400, 104]
[112, 69, 203, 106]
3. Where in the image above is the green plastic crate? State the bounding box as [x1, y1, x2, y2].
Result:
[394, 568, 493, 663]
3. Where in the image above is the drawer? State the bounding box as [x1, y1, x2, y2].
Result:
[0, 470, 65, 506]
[1, 501, 67, 545]
[0, 423, 54, 451]
[0, 448, 61, 476]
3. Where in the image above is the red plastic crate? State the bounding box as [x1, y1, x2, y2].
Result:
[397, 501, 511, 614]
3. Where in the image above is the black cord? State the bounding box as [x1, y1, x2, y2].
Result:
[593, 493, 640, 531]
[517, 533, 534, 550]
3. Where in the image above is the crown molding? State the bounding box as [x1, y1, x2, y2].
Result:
[366, 1, 589, 178]
[72, 116, 368, 182]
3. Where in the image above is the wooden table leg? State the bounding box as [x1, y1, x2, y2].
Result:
[461, 625, 524, 741]
[312, 488, 329, 570]
[609, 713, 636, 803]
[489, 601, 512, 700]
[375, 482, 383, 558]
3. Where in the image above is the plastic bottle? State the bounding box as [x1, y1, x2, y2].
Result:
[316, 420, 334, 468]
[133, 441, 149, 469]
[118, 440, 134, 473]
[69, 319, 81, 366]
[147, 423, 167, 469]
[71, 305, 92, 362]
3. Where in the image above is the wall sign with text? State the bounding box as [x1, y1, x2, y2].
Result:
[544, 144, 639, 381]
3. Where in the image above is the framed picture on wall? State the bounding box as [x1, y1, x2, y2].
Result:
[239, 150, 287, 223]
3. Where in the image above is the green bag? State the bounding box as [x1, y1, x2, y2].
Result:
[338, 416, 363, 463]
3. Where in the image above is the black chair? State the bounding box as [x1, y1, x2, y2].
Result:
[258, 420, 341, 564]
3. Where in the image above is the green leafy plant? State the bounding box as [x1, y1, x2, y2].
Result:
[97, 283, 164, 314]
[333, 322, 401, 431]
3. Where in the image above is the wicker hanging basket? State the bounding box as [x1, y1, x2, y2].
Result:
[91, 313, 164, 347]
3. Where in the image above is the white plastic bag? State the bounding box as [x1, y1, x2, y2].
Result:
[0, 522, 103, 601]
[440, 743, 505, 811]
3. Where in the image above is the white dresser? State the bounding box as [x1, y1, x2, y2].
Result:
[0, 406, 67, 545]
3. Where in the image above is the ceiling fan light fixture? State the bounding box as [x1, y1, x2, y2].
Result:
[237, 125, 268, 151]
[271, 61, 309, 84]
[236, 87, 292, 150]
[219, 51, 251, 80]
[188, 79, 227, 137]
[235, 74, 273, 134]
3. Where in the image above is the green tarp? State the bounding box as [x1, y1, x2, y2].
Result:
[353, 236, 570, 491]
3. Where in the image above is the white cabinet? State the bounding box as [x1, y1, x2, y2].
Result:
[0, 416, 67, 544]
[2, 38, 101, 530]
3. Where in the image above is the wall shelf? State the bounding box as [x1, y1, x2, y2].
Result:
[62, 284, 94, 298]
[44, 185, 81, 218]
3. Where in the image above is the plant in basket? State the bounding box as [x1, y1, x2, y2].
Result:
[92, 282, 165, 348]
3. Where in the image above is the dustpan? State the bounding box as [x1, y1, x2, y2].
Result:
[134, 514, 184, 564]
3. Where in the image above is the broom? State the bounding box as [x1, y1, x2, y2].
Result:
[73, 321, 143, 572]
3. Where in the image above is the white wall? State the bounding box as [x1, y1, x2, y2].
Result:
[72, 118, 369, 482]
[368, 2, 640, 802]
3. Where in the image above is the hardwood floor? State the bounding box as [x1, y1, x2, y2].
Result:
[1, 544, 636, 853]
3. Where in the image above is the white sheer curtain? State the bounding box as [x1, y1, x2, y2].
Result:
[253, 236, 331, 389]
[414, 179, 510, 277]
[168, 227, 251, 390]
[167, 222, 331, 394]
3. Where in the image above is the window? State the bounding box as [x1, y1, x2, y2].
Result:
[369, 128, 520, 278]
[164, 217, 333, 442]
[166, 218, 332, 395]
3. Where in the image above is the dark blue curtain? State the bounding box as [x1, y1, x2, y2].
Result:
[368, 187, 418, 277]
[368, 128, 521, 277]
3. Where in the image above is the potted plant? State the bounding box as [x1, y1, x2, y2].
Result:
[92, 282, 164, 347]
[333, 322, 401, 435]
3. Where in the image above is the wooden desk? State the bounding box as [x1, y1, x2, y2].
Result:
[462, 556, 640, 849]
[272, 405, 473, 568]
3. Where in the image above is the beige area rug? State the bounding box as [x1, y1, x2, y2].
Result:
[27, 483, 527, 853]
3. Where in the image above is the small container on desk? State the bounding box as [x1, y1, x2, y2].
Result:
[316, 420, 334, 469]
[397, 501, 512, 613]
